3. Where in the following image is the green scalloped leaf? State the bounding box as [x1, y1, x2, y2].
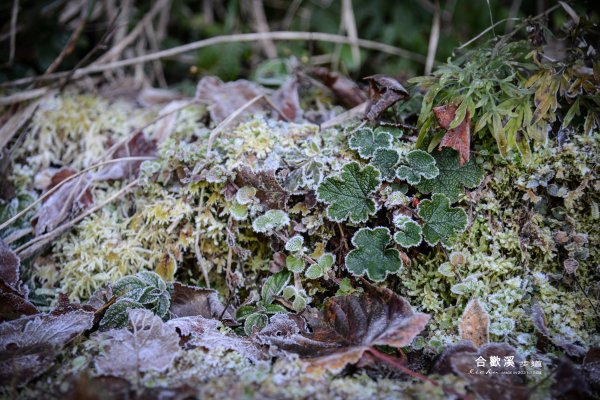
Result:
[416, 148, 483, 203]
[345, 227, 402, 282]
[284, 235, 304, 253]
[349, 127, 393, 158]
[371, 148, 400, 181]
[393, 215, 422, 248]
[316, 162, 381, 223]
[418, 193, 468, 247]
[244, 312, 268, 335]
[286, 255, 305, 273]
[396, 150, 439, 185]
[305, 264, 324, 280]
[252, 210, 290, 233]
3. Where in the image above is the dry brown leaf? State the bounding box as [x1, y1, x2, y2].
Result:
[195, 76, 267, 123]
[450, 343, 530, 400]
[170, 282, 235, 325]
[235, 167, 290, 210]
[310, 67, 367, 109]
[532, 302, 587, 357]
[459, 298, 489, 348]
[0, 310, 94, 387]
[94, 131, 157, 181]
[363, 74, 409, 121]
[257, 284, 429, 374]
[33, 170, 94, 236]
[433, 104, 471, 165]
[0, 239, 38, 321]
[271, 78, 303, 122]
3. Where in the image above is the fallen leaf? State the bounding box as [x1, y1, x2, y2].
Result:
[433, 104, 471, 165]
[309, 67, 367, 109]
[363, 75, 409, 121]
[93, 131, 157, 181]
[195, 76, 267, 123]
[94, 309, 180, 379]
[34, 169, 94, 236]
[257, 284, 429, 374]
[449, 342, 530, 400]
[167, 315, 266, 362]
[170, 282, 235, 325]
[551, 357, 592, 399]
[271, 78, 303, 122]
[0, 239, 38, 321]
[0, 310, 94, 387]
[459, 298, 490, 347]
[532, 302, 587, 357]
[235, 167, 290, 210]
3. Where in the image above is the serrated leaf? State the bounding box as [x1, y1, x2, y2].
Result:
[345, 227, 402, 282]
[348, 127, 392, 158]
[316, 162, 381, 223]
[417, 148, 483, 203]
[236, 306, 257, 320]
[261, 271, 291, 305]
[99, 298, 145, 330]
[244, 312, 268, 335]
[393, 216, 422, 248]
[252, 210, 290, 233]
[285, 255, 305, 273]
[396, 150, 439, 185]
[371, 148, 400, 181]
[418, 193, 468, 247]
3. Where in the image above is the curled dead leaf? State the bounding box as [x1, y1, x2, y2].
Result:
[170, 282, 235, 325]
[433, 104, 471, 165]
[257, 284, 429, 374]
[363, 75, 409, 121]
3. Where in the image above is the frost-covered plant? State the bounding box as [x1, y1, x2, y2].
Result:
[100, 271, 170, 330]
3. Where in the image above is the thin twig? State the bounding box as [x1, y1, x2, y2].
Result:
[0, 156, 154, 232]
[206, 94, 265, 156]
[15, 179, 139, 258]
[341, 0, 360, 67]
[1, 31, 427, 88]
[368, 347, 467, 399]
[250, 0, 278, 59]
[7, 0, 19, 66]
[45, 0, 88, 74]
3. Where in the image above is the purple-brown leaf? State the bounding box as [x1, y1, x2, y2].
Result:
[257, 284, 429, 373]
[363, 75, 409, 121]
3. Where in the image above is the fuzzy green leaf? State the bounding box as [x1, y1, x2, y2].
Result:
[316, 162, 381, 223]
[285, 255, 305, 273]
[99, 298, 145, 330]
[317, 253, 335, 270]
[284, 235, 304, 253]
[345, 227, 402, 282]
[261, 271, 291, 305]
[416, 148, 483, 203]
[252, 210, 290, 233]
[371, 148, 400, 181]
[396, 150, 439, 185]
[349, 127, 393, 158]
[108, 271, 170, 324]
[236, 305, 257, 320]
[244, 312, 268, 335]
[393, 215, 422, 248]
[305, 264, 324, 280]
[418, 193, 468, 247]
[263, 304, 287, 314]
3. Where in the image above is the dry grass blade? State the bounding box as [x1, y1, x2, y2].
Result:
[424, 0, 441, 75]
[0, 157, 154, 233]
[206, 94, 265, 156]
[15, 179, 139, 259]
[0, 99, 41, 153]
[1, 31, 427, 88]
